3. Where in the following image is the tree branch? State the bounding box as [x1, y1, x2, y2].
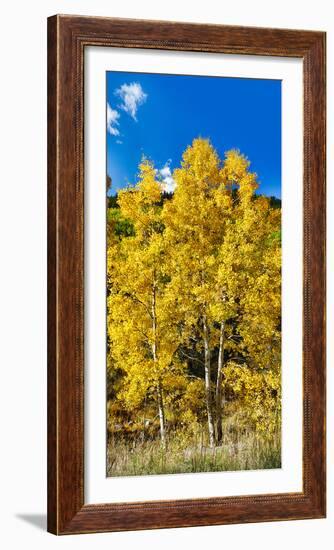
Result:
[179, 350, 205, 366]
[123, 292, 153, 319]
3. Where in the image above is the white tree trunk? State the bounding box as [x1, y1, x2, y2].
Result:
[157, 383, 166, 448]
[215, 321, 225, 445]
[203, 315, 215, 448]
[152, 280, 166, 448]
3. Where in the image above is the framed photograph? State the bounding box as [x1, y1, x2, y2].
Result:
[47, 14, 326, 534]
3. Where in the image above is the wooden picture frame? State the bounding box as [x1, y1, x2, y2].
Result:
[47, 14, 326, 534]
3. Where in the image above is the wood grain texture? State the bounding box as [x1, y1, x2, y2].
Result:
[47, 14, 326, 535]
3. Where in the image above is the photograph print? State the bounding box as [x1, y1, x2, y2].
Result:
[106, 71, 282, 477]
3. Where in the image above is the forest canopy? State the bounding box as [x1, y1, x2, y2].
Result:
[106, 138, 281, 476]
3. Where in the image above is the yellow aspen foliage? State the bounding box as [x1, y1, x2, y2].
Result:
[107, 139, 281, 451]
[107, 159, 186, 446]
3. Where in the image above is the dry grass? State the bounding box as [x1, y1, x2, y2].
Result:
[107, 425, 281, 477]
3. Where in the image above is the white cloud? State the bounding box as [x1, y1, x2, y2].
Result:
[158, 160, 176, 193]
[116, 139, 123, 145]
[160, 165, 172, 178]
[115, 82, 147, 121]
[107, 103, 120, 136]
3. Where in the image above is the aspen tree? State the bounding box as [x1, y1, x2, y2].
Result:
[107, 159, 184, 447]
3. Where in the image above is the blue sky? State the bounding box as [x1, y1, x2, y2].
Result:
[106, 71, 281, 198]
